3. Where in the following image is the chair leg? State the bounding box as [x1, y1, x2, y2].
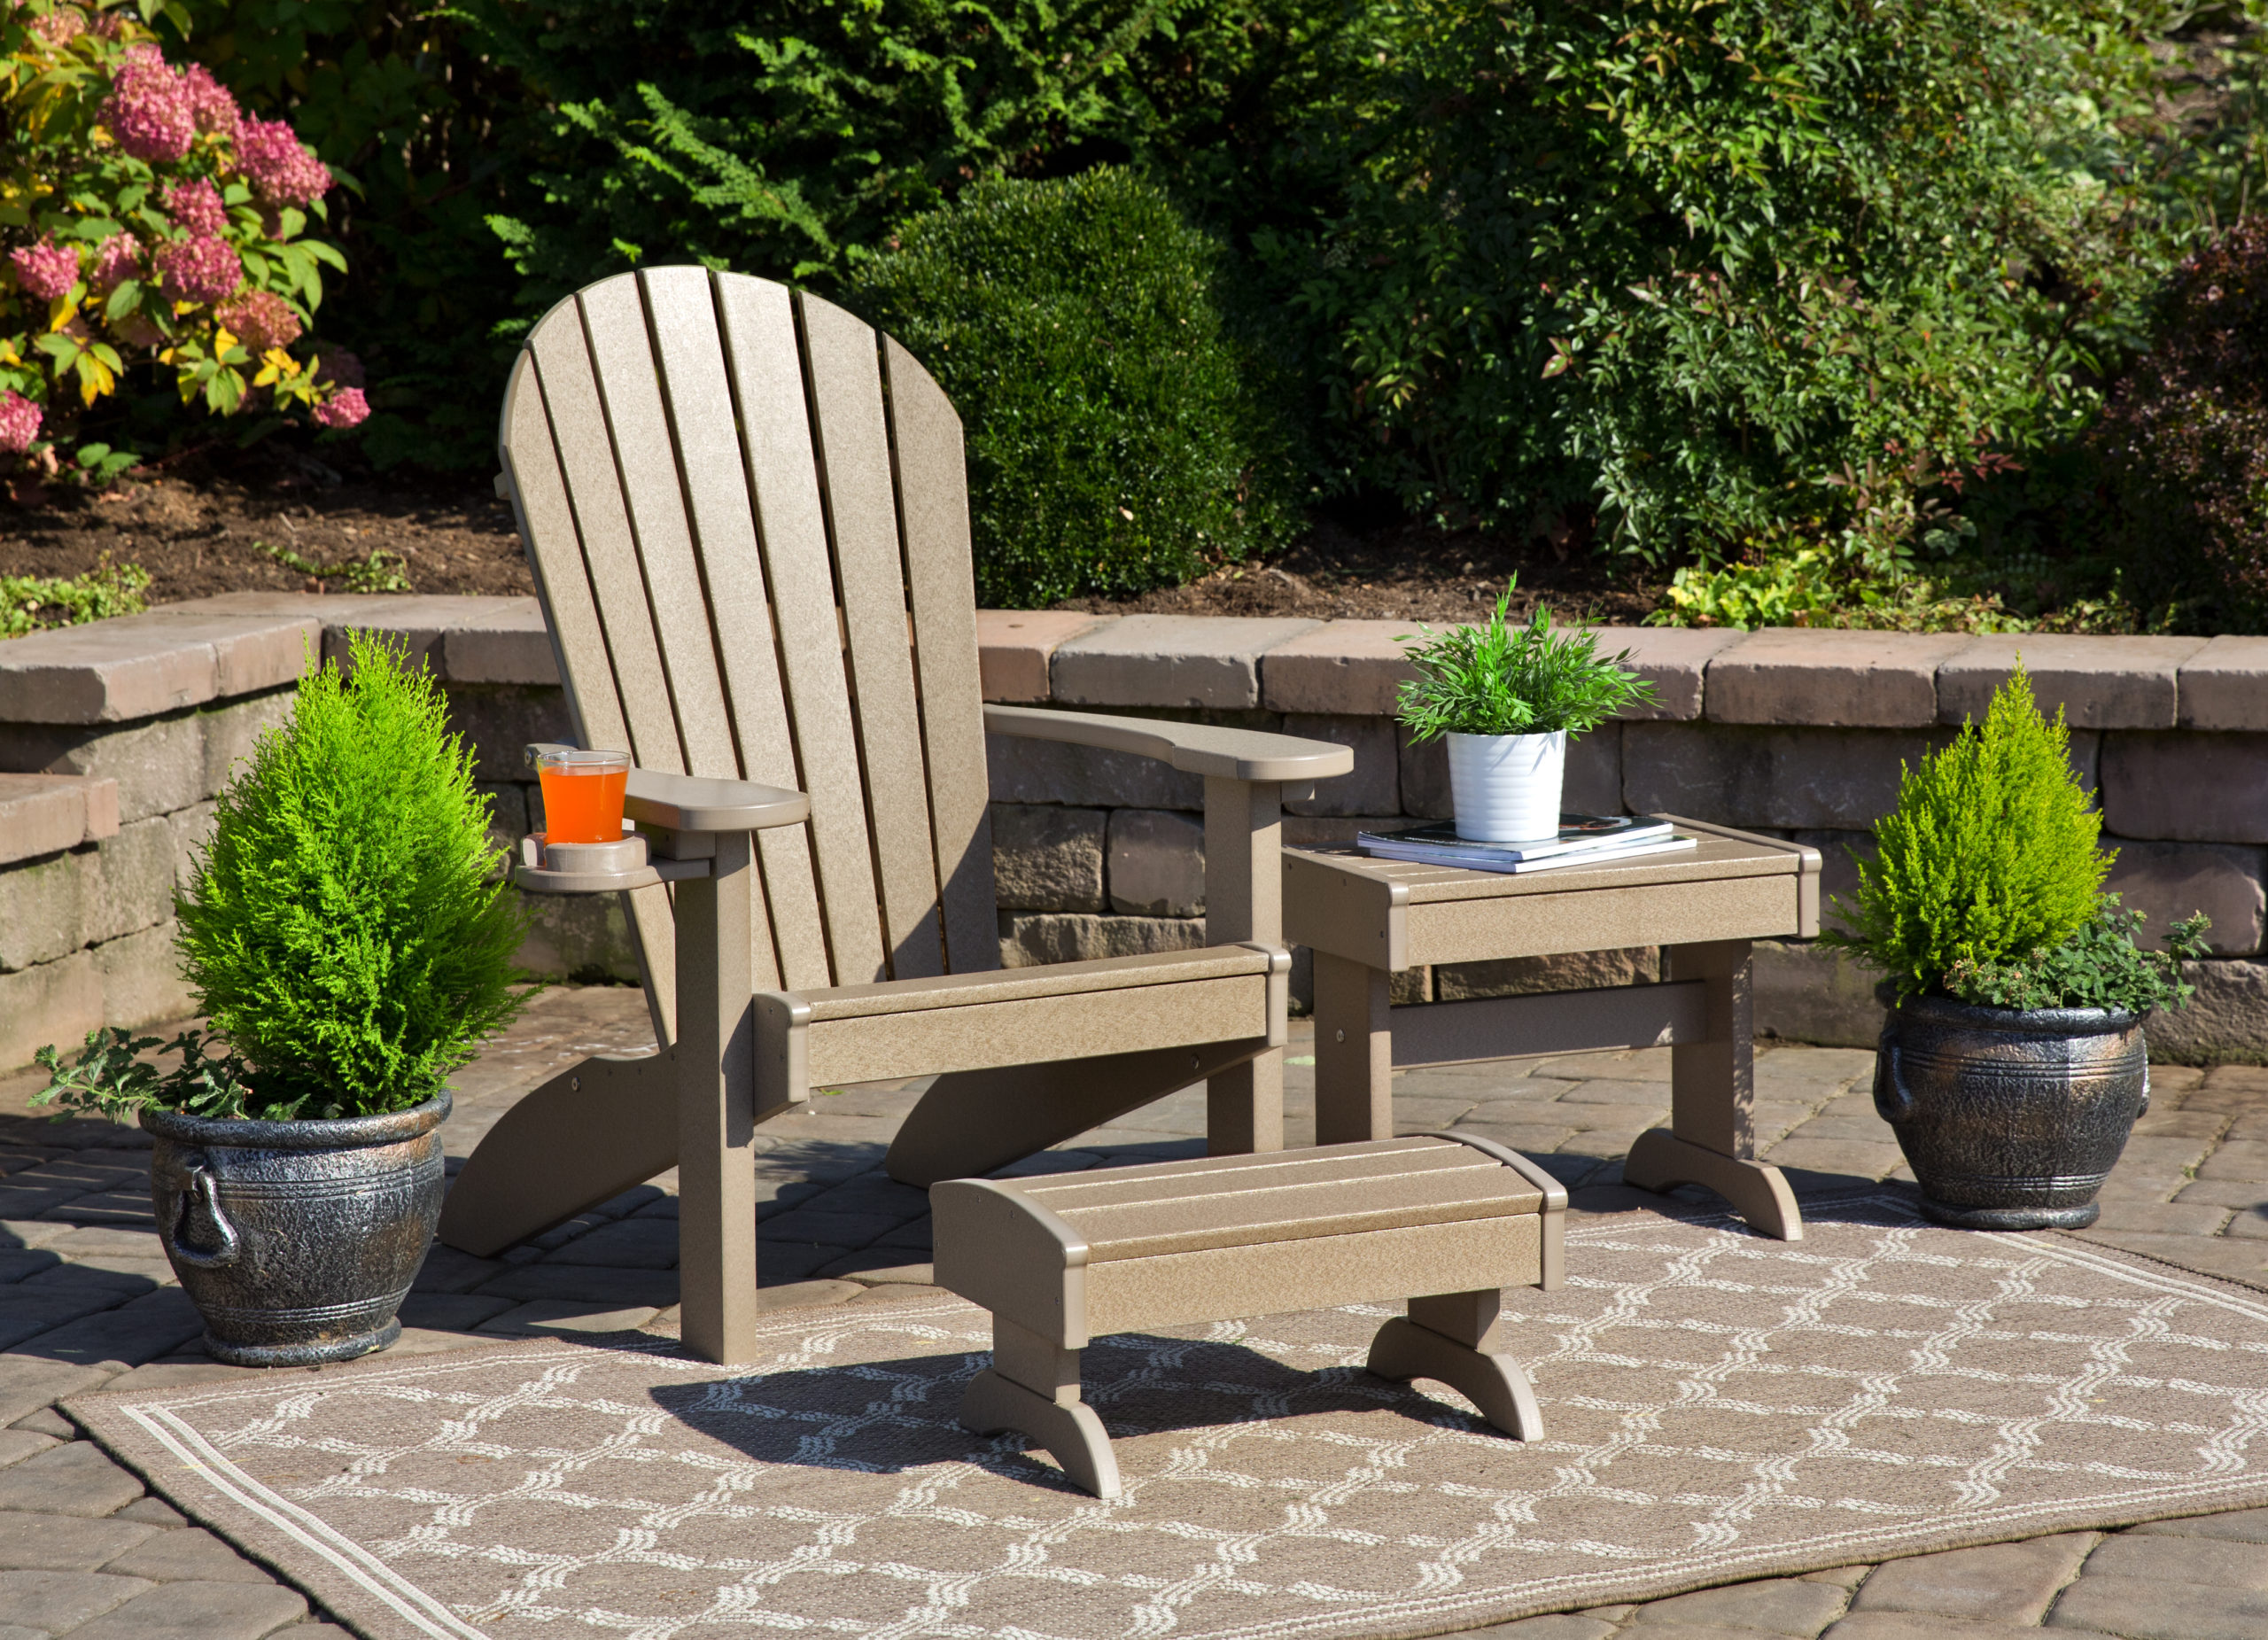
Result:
[960, 1317, 1122, 1499]
[886, 1037, 1269, 1186]
[436, 1053, 676, 1256]
[676, 832, 761, 1366]
[1208, 1047, 1285, 1156]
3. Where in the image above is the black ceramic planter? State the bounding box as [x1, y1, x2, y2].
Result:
[144, 1092, 449, 1367]
[1875, 996, 2148, 1230]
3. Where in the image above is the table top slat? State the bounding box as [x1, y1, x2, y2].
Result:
[1289, 826, 1812, 905]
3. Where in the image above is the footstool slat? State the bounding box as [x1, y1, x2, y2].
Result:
[933, 1130, 1566, 1500]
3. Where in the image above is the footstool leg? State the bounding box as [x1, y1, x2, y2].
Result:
[960, 1318, 1122, 1500]
[1368, 1289, 1543, 1440]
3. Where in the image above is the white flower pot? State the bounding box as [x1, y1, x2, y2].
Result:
[1446, 730, 1566, 842]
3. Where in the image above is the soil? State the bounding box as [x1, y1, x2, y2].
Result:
[0, 454, 1661, 624]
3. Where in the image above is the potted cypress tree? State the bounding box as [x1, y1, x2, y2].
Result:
[34, 631, 533, 1364]
[1397, 584, 1656, 840]
[1824, 664, 2210, 1229]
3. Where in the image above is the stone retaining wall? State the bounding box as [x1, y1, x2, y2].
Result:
[1, 595, 2262, 1070]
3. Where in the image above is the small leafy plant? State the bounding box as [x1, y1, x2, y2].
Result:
[1396, 582, 1655, 742]
[1945, 898, 2212, 1015]
[0, 559, 148, 638]
[1822, 660, 2208, 1012]
[34, 629, 534, 1123]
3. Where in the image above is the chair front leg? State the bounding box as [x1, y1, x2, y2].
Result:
[675, 830, 761, 1365]
[1203, 774, 1286, 1156]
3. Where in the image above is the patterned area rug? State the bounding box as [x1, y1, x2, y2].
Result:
[69, 1193, 2268, 1640]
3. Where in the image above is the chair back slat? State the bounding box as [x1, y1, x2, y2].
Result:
[642, 268, 825, 991]
[883, 337, 998, 975]
[711, 275, 889, 985]
[799, 293, 947, 982]
[501, 268, 1006, 1005]
[525, 296, 687, 780]
[499, 343, 680, 1038]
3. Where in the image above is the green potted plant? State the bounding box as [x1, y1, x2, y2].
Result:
[1398, 583, 1656, 840]
[1823, 664, 2210, 1229]
[35, 631, 534, 1364]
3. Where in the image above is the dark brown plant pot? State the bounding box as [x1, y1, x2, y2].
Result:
[144, 1092, 449, 1367]
[1875, 996, 2147, 1230]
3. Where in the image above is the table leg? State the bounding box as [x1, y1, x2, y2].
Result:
[1624, 937, 1803, 1240]
[1315, 952, 1393, 1144]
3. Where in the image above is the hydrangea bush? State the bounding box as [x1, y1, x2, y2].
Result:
[0, 0, 362, 483]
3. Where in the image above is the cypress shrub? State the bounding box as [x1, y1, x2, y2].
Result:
[846, 167, 1298, 607]
[1825, 664, 2108, 1001]
[175, 630, 533, 1117]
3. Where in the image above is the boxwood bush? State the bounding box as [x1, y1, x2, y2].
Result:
[847, 167, 1298, 606]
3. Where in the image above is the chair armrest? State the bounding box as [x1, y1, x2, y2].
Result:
[982, 704, 1353, 783]
[523, 743, 809, 833]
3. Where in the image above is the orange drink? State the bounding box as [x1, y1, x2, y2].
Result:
[536, 750, 631, 844]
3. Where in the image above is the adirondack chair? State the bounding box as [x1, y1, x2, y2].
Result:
[433, 268, 1353, 1364]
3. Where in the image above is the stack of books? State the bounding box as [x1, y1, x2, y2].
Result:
[1356, 813, 1697, 874]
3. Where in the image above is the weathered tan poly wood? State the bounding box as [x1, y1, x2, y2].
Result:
[961, 1366, 1122, 1499]
[798, 292, 945, 981]
[1314, 952, 1393, 1144]
[1370, 1315, 1543, 1439]
[1043, 1172, 1544, 1264]
[675, 830, 763, 1364]
[1084, 1215, 1542, 1338]
[885, 1035, 1274, 1188]
[712, 275, 886, 985]
[501, 344, 680, 1045]
[882, 336, 998, 975]
[799, 944, 1270, 1020]
[1665, 939, 1754, 1157]
[1205, 774, 1285, 1154]
[986, 704, 1355, 782]
[527, 284, 685, 777]
[435, 1052, 675, 1256]
[805, 973, 1268, 1085]
[579, 275, 737, 780]
[1022, 1135, 1495, 1210]
[1624, 1130, 1801, 1240]
[639, 267, 817, 988]
[1403, 874, 1796, 966]
[1386, 980, 1710, 1069]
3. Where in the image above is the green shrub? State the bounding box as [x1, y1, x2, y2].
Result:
[172, 629, 531, 1117]
[1396, 582, 1652, 740]
[2091, 216, 2268, 632]
[847, 167, 1297, 605]
[1824, 665, 2109, 1000]
[1253, 0, 2182, 564]
[1, 561, 149, 639]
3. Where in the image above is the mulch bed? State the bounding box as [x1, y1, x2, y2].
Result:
[0, 452, 1664, 623]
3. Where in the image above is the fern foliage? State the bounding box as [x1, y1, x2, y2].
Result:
[174, 630, 533, 1118]
[1826, 663, 2108, 1000]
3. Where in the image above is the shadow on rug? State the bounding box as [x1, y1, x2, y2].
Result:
[68, 1190, 2268, 1640]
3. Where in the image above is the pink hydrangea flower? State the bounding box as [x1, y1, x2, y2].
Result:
[103, 51, 194, 163]
[153, 234, 241, 305]
[87, 232, 141, 298]
[162, 177, 227, 237]
[312, 385, 369, 430]
[10, 237, 80, 302]
[27, 9, 84, 44]
[0, 391, 43, 455]
[215, 290, 300, 353]
[235, 117, 331, 207]
[181, 63, 241, 142]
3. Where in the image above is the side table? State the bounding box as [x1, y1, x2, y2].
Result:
[1283, 818, 1822, 1240]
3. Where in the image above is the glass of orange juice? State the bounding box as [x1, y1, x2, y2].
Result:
[535, 749, 631, 844]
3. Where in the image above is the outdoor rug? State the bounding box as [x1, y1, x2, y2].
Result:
[67, 1190, 2268, 1640]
